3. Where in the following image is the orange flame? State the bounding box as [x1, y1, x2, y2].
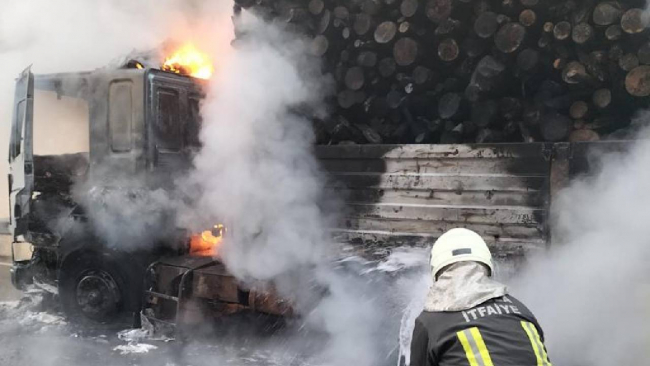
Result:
[190, 224, 225, 256]
[162, 43, 214, 79]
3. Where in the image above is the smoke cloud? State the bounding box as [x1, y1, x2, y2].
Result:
[511, 129, 650, 365]
[185, 11, 404, 365]
[189, 13, 333, 280]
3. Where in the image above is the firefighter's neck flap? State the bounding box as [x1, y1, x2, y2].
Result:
[424, 261, 508, 312]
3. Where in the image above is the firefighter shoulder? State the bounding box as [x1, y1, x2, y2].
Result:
[410, 228, 552, 366]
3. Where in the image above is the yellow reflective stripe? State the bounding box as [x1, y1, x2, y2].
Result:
[457, 329, 480, 366]
[521, 321, 552, 366]
[457, 327, 494, 366]
[469, 327, 495, 366]
[529, 322, 552, 366]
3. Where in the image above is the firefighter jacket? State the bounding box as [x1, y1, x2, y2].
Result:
[410, 295, 552, 366]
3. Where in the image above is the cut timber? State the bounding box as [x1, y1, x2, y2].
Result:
[543, 22, 554, 33]
[569, 101, 589, 119]
[495, 23, 526, 53]
[357, 51, 378, 67]
[357, 124, 383, 143]
[553, 58, 566, 70]
[435, 19, 461, 37]
[438, 38, 460, 62]
[399, 21, 412, 34]
[562, 61, 588, 84]
[438, 92, 462, 119]
[393, 37, 419, 66]
[310, 35, 329, 57]
[308, 0, 324, 15]
[400, 0, 419, 18]
[593, 88, 612, 109]
[540, 113, 571, 141]
[553, 21, 571, 41]
[592, 2, 623, 26]
[374, 21, 398, 44]
[465, 55, 505, 101]
[354, 14, 374, 36]
[278, 7, 309, 24]
[625, 65, 650, 97]
[345, 67, 365, 90]
[569, 129, 600, 142]
[317, 10, 332, 34]
[619, 53, 639, 72]
[572, 23, 594, 45]
[638, 43, 650, 64]
[519, 9, 537, 27]
[379, 57, 396, 77]
[362, 0, 382, 16]
[333, 6, 350, 20]
[425, 0, 452, 23]
[338, 90, 358, 109]
[474, 12, 499, 38]
[621, 8, 649, 34]
[538, 34, 551, 49]
[517, 48, 539, 71]
[473, 0, 490, 16]
[605, 24, 623, 41]
[412, 66, 432, 85]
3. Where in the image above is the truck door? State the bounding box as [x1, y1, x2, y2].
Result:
[8, 67, 34, 240]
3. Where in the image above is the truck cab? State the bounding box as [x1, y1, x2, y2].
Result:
[8, 66, 205, 323]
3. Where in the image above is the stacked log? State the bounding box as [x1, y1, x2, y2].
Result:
[235, 0, 650, 144]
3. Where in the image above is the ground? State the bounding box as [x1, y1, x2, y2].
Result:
[0, 249, 430, 366]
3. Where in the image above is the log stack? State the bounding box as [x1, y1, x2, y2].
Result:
[234, 0, 650, 144]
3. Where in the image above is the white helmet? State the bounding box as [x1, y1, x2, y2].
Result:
[430, 228, 493, 279]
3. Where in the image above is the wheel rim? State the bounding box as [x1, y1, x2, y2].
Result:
[75, 270, 121, 321]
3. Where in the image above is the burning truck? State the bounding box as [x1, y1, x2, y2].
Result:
[7, 46, 293, 327]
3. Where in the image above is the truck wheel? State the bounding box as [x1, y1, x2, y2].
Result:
[59, 254, 134, 325]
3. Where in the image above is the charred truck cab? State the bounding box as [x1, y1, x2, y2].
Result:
[8, 66, 290, 326]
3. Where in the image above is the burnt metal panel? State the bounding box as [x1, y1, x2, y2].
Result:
[316, 143, 551, 256]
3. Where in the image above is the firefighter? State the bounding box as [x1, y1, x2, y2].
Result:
[410, 228, 552, 366]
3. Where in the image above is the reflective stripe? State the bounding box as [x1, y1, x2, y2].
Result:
[469, 328, 494, 366]
[528, 322, 552, 366]
[457, 330, 480, 366]
[521, 321, 552, 366]
[457, 327, 494, 366]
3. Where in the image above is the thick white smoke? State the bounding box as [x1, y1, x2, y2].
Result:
[511, 130, 650, 365]
[187, 12, 400, 365]
[190, 13, 334, 280]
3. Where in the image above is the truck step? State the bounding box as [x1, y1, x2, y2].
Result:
[145, 290, 179, 302]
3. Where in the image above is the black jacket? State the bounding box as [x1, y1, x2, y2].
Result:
[410, 295, 552, 366]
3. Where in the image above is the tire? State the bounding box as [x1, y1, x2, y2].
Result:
[59, 253, 139, 326]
